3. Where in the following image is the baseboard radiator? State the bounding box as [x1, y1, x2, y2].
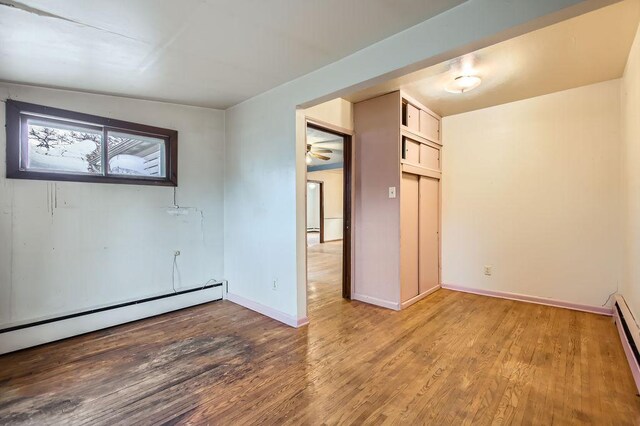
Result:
[613, 295, 640, 392]
[0, 282, 224, 355]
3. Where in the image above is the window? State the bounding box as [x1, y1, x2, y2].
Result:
[5, 100, 178, 186]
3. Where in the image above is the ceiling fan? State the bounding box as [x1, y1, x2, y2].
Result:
[306, 143, 333, 163]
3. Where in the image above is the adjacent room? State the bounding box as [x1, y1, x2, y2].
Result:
[2, 0, 640, 424]
[305, 123, 350, 305]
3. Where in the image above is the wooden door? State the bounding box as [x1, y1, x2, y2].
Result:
[400, 172, 419, 302]
[419, 110, 440, 142]
[419, 144, 440, 171]
[405, 103, 420, 131]
[419, 176, 439, 294]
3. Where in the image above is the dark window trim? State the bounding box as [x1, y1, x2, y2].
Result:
[5, 100, 178, 186]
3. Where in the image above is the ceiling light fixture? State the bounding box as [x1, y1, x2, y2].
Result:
[305, 154, 312, 164]
[445, 75, 482, 94]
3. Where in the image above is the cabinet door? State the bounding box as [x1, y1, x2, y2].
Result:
[420, 110, 440, 142]
[405, 103, 420, 131]
[419, 176, 439, 294]
[403, 137, 420, 164]
[400, 173, 419, 302]
[419, 143, 440, 170]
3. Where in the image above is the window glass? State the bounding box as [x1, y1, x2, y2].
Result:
[7, 100, 177, 186]
[107, 131, 166, 178]
[27, 118, 103, 174]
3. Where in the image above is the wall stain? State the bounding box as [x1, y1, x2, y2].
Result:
[46, 183, 58, 219]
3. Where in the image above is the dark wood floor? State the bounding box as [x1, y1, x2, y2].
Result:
[1, 240, 639, 424]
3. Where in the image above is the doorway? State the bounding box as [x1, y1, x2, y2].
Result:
[305, 122, 352, 300]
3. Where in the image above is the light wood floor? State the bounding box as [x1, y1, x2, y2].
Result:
[1, 240, 639, 424]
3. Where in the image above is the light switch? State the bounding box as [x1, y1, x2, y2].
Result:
[388, 187, 396, 198]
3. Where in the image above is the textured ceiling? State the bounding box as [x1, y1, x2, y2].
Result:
[0, 0, 466, 109]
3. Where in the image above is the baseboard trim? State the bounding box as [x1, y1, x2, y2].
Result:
[613, 299, 640, 393]
[352, 293, 400, 311]
[400, 285, 440, 309]
[226, 292, 308, 328]
[441, 283, 612, 316]
[0, 285, 224, 355]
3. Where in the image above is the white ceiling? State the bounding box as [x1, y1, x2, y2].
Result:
[0, 0, 466, 109]
[345, 0, 640, 116]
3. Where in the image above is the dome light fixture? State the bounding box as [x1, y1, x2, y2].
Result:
[445, 75, 482, 94]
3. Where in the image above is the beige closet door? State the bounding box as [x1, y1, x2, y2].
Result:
[400, 173, 419, 302]
[419, 176, 439, 294]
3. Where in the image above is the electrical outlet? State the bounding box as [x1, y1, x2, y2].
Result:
[484, 265, 492, 276]
[388, 187, 396, 198]
[272, 279, 277, 291]
[175, 250, 181, 256]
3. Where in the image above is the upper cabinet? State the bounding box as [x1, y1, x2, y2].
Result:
[419, 110, 440, 143]
[404, 102, 420, 132]
[401, 95, 441, 144]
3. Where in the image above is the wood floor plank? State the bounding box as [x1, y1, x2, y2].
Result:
[1, 239, 639, 424]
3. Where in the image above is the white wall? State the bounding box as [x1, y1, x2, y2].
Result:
[0, 83, 225, 327]
[306, 183, 320, 230]
[307, 169, 344, 241]
[305, 98, 353, 131]
[441, 80, 621, 308]
[621, 21, 640, 321]
[224, 0, 609, 324]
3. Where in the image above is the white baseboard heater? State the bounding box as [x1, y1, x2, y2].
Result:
[613, 295, 640, 392]
[0, 282, 224, 355]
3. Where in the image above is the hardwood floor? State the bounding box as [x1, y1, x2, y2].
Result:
[1, 240, 639, 424]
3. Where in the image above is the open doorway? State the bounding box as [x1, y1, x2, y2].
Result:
[306, 122, 352, 301]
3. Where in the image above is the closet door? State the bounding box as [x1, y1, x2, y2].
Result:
[400, 173, 419, 302]
[419, 176, 439, 294]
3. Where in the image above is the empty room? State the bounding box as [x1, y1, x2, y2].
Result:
[2, 0, 640, 424]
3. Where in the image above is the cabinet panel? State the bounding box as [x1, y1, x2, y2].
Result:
[405, 103, 420, 131]
[420, 110, 440, 142]
[402, 137, 420, 164]
[419, 176, 439, 294]
[400, 173, 419, 302]
[420, 144, 440, 170]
